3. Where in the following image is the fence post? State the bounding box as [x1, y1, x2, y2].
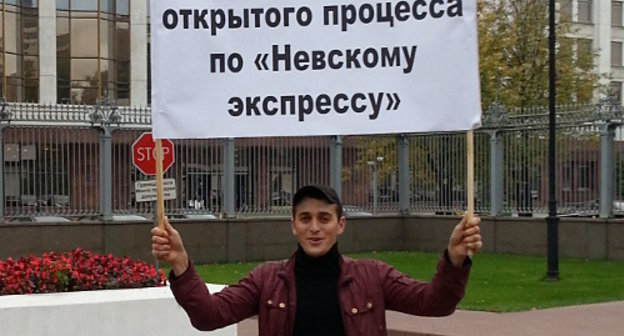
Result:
[90, 96, 120, 221]
[594, 96, 623, 218]
[0, 126, 5, 222]
[490, 131, 504, 216]
[99, 128, 113, 220]
[330, 135, 342, 196]
[398, 134, 410, 215]
[482, 100, 508, 217]
[223, 138, 235, 218]
[599, 123, 615, 218]
[0, 99, 12, 222]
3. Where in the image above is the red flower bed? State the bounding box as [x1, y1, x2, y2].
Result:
[0, 248, 166, 295]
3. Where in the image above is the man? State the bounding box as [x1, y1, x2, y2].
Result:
[151, 185, 482, 336]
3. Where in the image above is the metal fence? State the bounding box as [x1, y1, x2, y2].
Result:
[0, 97, 622, 222]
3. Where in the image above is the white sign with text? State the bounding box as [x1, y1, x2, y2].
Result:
[135, 178, 177, 202]
[150, 0, 480, 139]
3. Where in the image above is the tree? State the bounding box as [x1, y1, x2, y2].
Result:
[477, 0, 606, 211]
[478, 0, 601, 109]
[352, 1, 604, 211]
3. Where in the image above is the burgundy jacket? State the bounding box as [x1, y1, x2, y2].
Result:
[170, 251, 470, 336]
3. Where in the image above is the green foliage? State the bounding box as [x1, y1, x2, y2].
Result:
[350, 135, 397, 184]
[478, 0, 602, 109]
[193, 251, 624, 312]
[54, 271, 69, 291]
[353, 2, 604, 196]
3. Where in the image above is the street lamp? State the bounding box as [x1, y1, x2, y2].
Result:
[546, 0, 559, 280]
[367, 156, 384, 214]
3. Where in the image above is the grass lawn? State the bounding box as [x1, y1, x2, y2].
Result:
[186, 251, 624, 312]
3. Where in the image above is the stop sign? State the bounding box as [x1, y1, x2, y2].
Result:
[132, 132, 175, 175]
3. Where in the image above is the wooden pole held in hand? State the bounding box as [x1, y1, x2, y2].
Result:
[466, 130, 475, 256]
[155, 139, 165, 230]
[466, 130, 474, 218]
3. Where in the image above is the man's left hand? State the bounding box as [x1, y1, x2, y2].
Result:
[447, 216, 482, 268]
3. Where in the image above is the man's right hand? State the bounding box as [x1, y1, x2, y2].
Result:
[151, 217, 189, 277]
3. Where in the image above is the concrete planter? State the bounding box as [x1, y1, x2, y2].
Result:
[0, 284, 236, 336]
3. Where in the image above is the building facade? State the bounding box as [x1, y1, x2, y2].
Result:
[0, 0, 148, 105]
[562, 0, 624, 102]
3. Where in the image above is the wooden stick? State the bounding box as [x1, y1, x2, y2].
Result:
[466, 130, 474, 218]
[466, 130, 475, 256]
[155, 139, 165, 230]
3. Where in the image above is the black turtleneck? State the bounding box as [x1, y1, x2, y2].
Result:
[293, 243, 345, 336]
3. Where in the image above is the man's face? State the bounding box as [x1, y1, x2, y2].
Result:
[291, 197, 346, 257]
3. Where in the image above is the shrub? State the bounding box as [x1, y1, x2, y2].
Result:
[0, 248, 166, 295]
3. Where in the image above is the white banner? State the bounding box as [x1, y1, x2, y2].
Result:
[150, 0, 481, 139]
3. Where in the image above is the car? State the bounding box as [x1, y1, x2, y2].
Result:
[33, 215, 72, 223]
[72, 214, 150, 222]
[559, 200, 623, 218]
[110, 214, 150, 221]
[5, 215, 71, 223]
[614, 200, 623, 218]
[343, 205, 373, 218]
[170, 211, 218, 220]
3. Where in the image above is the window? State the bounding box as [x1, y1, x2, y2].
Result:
[562, 164, 572, 191]
[612, 41, 623, 66]
[613, 1, 623, 26]
[270, 167, 294, 206]
[610, 81, 622, 102]
[3, 143, 69, 209]
[578, 163, 595, 190]
[70, 0, 97, 12]
[578, 0, 593, 23]
[576, 38, 593, 62]
[56, 0, 130, 105]
[1, 2, 39, 102]
[560, 0, 573, 20]
[116, 0, 129, 16]
[56, 0, 70, 11]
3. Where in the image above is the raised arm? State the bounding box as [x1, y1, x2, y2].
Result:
[384, 216, 481, 316]
[151, 218, 259, 331]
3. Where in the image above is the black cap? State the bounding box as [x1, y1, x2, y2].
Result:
[292, 185, 343, 217]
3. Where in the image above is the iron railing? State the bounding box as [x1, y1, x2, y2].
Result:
[0, 97, 622, 221]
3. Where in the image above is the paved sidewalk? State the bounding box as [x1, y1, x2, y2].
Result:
[237, 301, 624, 336]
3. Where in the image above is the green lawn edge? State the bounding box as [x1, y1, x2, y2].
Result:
[171, 251, 624, 312]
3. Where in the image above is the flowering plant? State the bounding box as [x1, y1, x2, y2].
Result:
[0, 248, 166, 295]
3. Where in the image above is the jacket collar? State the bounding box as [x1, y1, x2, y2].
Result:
[338, 254, 354, 285]
[277, 248, 355, 285]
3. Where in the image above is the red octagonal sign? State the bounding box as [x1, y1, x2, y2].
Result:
[132, 132, 175, 176]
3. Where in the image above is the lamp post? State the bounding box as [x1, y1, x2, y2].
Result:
[368, 156, 384, 214]
[546, 0, 559, 280]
